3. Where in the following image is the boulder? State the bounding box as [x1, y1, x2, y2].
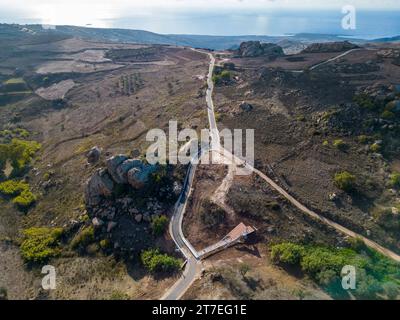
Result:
[115, 159, 142, 184]
[239, 101, 253, 112]
[86, 146, 101, 164]
[107, 221, 117, 233]
[134, 214, 143, 223]
[127, 164, 157, 189]
[237, 41, 284, 59]
[85, 169, 115, 206]
[92, 217, 104, 227]
[106, 155, 128, 183]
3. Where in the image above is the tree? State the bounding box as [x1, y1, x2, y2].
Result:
[141, 248, 181, 273]
[151, 215, 169, 236]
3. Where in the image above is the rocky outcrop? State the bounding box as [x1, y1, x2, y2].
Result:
[237, 41, 284, 59]
[127, 164, 157, 189]
[85, 155, 158, 206]
[106, 155, 128, 183]
[86, 146, 101, 164]
[301, 41, 358, 53]
[85, 169, 115, 206]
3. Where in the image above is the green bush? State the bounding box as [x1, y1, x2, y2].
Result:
[71, 226, 95, 249]
[99, 239, 110, 249]
[271, 242, 400, 300]
[353, 94, 376, 110]
[390, 172, 400, 188]
[0, 180, 28, 196]
[20, 227, 63, 263]
[0, 180, 36, 208]
[271, 242, 305, 265]
[140, 248, 181, 273]
[151, 215, 169, 236]
[370, 143, 381, 153]
[13, 189, 37, 208]
[0, 138, 41, 176]
[334, 171, 356, 192]
[358, 135, 370, 144]
[333, 139, 347, 151]
[381, 110, 395, 120]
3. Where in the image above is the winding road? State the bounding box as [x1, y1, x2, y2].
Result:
[162, 46, 400, 300]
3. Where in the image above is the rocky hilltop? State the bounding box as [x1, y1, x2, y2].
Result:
[85, 154, 157, 206]
[82, 150, 184, 257]
[236, 41, 284, 59]
[302, 41, 359, 53]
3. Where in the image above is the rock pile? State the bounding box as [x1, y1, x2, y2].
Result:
[85, 155, 157, 206]
[237, 41, 284, 59]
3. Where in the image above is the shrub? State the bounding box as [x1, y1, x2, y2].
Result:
[99, 239, 110, 249]
[12, 189, 37, 208]
[0, 180, 36, 208]
[370, 143, 381, 153]
[353, 94, 376, 110]
[389, 172, 400, 188]
[109, 290, 130, 300]
[151, 215, 169, 236]
[0, 180, 28, 196]
[271, 242, 305, 265]
[334, 171, 356, 192]
[0, 139, 41, 176]
[20, 227, 63, 263]
[333, 139, 347, 151]
[140, 248, 181, 273]
[71, 226, 95, 249]
[381, 110, 395, 120]
[358, 135, 370, 144]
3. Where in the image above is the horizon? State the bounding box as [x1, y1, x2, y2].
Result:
[0, 1, 400, 38]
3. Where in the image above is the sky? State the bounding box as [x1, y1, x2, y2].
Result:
[0, 0, 399, 35]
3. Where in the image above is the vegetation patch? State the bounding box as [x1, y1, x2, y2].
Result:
[151, 215, 169, 236]
[334, 171, 356, 192]
[0, 180, 36, 208]
[70, 226, 95, 250]
[389, 172, 400, 189]
[0, 138, 41, 178]
[271, 241, 400, 299]
[140, 248, 181, 274]
[20, 227, 63, 263]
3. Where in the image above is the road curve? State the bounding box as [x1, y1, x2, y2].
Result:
[162, 50, 217, 300]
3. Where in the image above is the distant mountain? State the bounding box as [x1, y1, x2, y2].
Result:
[0, 23, 386, 50]
[373, 35, 400, 42]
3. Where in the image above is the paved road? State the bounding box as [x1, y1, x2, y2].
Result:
[162, 150, 203, 300]
[162, 50, 216, 299]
